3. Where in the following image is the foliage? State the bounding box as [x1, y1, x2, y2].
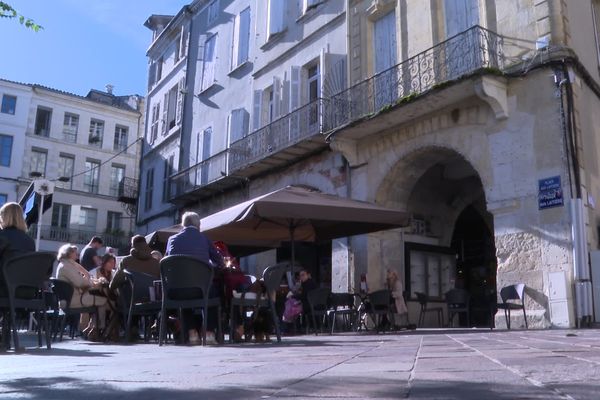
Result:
[0, 1, 43, 31]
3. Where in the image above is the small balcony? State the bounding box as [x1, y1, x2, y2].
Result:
[169, 150, 231, 204]
[117, 177, 139, 216]
[323, 25, 506, 139]
[229, 98, 328, 175]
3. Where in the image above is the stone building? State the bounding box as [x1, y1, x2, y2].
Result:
[140, 0, 600, 328]
[0, 78, 143, 253]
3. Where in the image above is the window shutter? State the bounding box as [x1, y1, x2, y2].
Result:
[176, 77, 186, 125]
[180, 26, 189, 59]
[252, 90, 262, 130]
[272, 76, 281, 118]
[231, 14, 241, 70]
[268, 0, 285, 37]
[162, 93, 168, 135]
[239, 8, 250, 64]
[290, 66, 300, 111]
[148, 62, 156, 90]
[229, 109, 242, 144]
[202, 34, 217, 90]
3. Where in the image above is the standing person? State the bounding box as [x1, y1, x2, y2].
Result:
[55, 244, 109, 341]
[80, 236, 103, 271]
[165, 211, 223, 345]
[385, 269, 408, 328]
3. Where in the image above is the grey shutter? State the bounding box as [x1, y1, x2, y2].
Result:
[162, 93, 168, 135]
[239, 7, 251, 65]
[268, 0, 285, 37]
[252, 90, 262, 130]
[272, 76, 281, 118]
[202, 34, 217, 90]
[176, 77, 186, 125]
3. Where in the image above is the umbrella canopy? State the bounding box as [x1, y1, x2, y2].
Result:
[200, 185, 410, 247]
[145, 224, 181, 250]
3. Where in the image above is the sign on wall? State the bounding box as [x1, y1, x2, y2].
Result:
[538, 176, 564, 210]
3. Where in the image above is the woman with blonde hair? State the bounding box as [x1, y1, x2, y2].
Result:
[0, 202, 35, 259]
[55, 243, 109, 341]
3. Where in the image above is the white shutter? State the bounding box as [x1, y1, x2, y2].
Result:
[162, 93, 168, 135]
[272, 76, 281, 118]
[239, 7, 250, 64]
[268, 0, 285, 37]
[176, 76, 186, 125]
[231, 13, 241, 69]
[252, 90, 262, 130]
[289, 66, 300, 111]
[180, 26, 189, 59]
[202, 34, 217, 90]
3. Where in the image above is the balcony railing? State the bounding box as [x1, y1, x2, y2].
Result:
[28, 225, 129, 249]
[324, 25, 504, 130]
[169, 150, 229, 200]
[229, 98, 326, 172]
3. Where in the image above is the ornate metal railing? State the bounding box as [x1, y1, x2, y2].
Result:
[28, 225, 129, 249]
[229, 98, 326, 172]
[169, 150, 229, 200]
[117, 177, 138, 216]
[324, 25, 504, 130]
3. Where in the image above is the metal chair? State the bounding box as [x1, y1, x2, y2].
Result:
[496, 284, 527, 329]
[328, 293, 358, 334]
[159, 255, 221, 346]
[2, 252, 55, 350]
[306, 287, 331, 335]
[260, 262, 290, 343]
[50, 279, 98, 341]
[415, 291, 443, 327]
[368, 289, 394, 332]
[120, 270, 161, 342]
[445, 288, 470, 327]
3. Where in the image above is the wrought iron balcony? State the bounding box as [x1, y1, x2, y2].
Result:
[229, 98, 327, 172]
[323, 25, 505, 131]
[169, 150, 230, 203]
[117, 177, 139, 216]
[28, 225, 129, 249]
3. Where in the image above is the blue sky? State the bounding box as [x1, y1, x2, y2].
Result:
[0, 0, 189, 96]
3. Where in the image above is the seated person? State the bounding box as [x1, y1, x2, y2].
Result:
[55, 244, 109, 341]
[110, 235, 160, 293]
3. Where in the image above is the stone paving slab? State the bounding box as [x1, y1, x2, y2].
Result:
[2, 329, 600, 399]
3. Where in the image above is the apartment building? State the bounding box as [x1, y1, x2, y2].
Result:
[0, 79, 143, 253]
[140, 0, 600, 328]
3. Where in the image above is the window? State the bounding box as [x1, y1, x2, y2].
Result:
[267, 0, 285, 39]
[89, 119, 104, 147]
[176, 26, 189, 62]
[51, 203, 71, 228]
[79, 207, 97, 232]
[114, 125, 128, 151]
[106, 211, 122, 233]
[373, 11, 398, 110]
[63, 113, 79, 143]
[83, 159, 100, 194]
[34, 107, 52, 137]
[144, 168, 154, 211]
[303, 0, 324, 14]
[57, 154, 74, 189]
[231, 7, 251, 70]
[30, 148, 47, 176]
[207, 0, 219, 24]
[0, 134, 13, 167]
[0, 194, 7, 206]
[201, 34, 217, 91]
[162, 155, 174, 202]
[110, 164, 125, 197]
[150, 103, 160, 143]
[228, 108, 249, 144]
[1, 94, 16, 115]
[162, 85, 178, 134]
[406, 245, 456, 300]
[307, 64, 320, 125]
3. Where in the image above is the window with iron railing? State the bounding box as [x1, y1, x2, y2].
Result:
[110, 164, 125, 197]
[83, 160, 100, 194]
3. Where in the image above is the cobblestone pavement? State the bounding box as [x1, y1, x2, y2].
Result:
[1, 329, 600, 399]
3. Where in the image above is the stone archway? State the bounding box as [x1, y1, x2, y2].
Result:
[370, 146, 496, 327]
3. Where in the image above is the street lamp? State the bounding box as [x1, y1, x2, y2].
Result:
[29, 172, 70, 250]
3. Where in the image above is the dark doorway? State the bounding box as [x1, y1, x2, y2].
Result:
[450, 205, 497, 327]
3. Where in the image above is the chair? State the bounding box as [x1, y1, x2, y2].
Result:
[50, 279, 98, 341]
[229, 278, 267, 344]
[496, 284, 527, 329]
[260, 262, 290, 343]
[306, 288, 331, 335]
[445, 288, 470, 327]
[328, 293, 358, 334]
[159, 255, 222, 346]
[368, 289, 393, 332]
[415, 292, 443, 328]
[2, 252, 55, 350]
[120, 270, 162, 343]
